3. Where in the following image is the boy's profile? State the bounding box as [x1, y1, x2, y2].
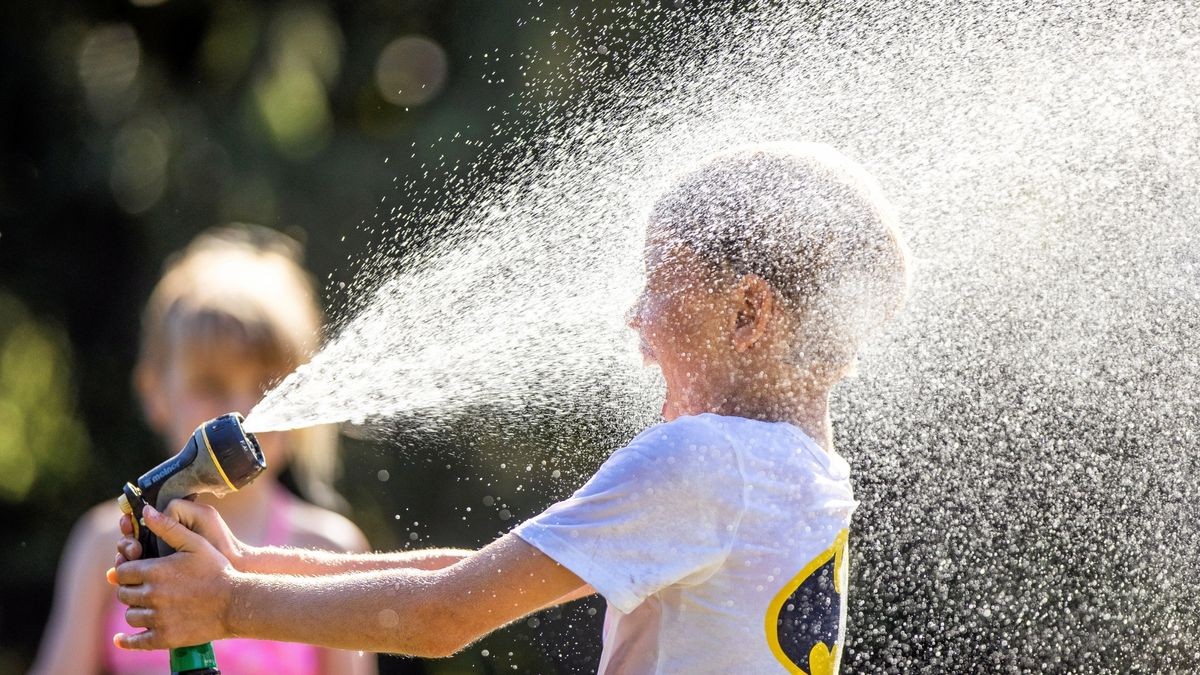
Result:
[110, 142, 908, 674]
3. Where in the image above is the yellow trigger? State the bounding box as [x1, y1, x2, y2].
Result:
[117, 493, 141, 541]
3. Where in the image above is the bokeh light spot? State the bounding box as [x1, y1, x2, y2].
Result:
[110, 119, 170, 214]
[77, 23, 141, 121]
[374, 35, 449, 107]
[201, 0, 261, 90]
[253, 65, 332, 159]
[270, 4, 344, 86]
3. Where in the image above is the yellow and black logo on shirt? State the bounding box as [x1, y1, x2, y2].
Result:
[764, 529, 849, 675]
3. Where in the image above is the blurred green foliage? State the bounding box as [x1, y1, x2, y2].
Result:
[0, 292, 90, 503]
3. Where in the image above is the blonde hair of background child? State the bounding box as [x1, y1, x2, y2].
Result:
[135, 224, 346, 511]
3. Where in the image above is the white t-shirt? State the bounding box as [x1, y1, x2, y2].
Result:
[513, 413, 858, 675]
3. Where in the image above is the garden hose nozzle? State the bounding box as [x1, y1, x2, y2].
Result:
[117, 412, 266, 675]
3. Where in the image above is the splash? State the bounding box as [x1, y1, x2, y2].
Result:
[246, 0, 1200, 668]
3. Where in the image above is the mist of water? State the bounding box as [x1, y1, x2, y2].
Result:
[245, 0, 1200, 668]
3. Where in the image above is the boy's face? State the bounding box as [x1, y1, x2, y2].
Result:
[628, 235, 739, 420]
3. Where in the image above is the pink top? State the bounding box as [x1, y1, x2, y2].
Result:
[103, 488, 322, 675]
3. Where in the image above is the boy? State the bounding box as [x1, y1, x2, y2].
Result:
[111, 142, 908, 674]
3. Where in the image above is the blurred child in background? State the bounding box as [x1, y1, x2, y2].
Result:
[32, 225, 375, 675]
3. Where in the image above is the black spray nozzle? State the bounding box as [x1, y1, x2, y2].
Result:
[194, 412, 267, 495]
[119, 412, 266, 558]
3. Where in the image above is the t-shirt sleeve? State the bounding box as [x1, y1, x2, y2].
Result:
[513, 416, 746, 614]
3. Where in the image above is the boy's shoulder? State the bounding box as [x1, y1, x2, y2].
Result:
[616, 414, 746, 482]
[630, 413, 780, 453]
[630, 413, 734, 453]
[625, 414, 829, 478]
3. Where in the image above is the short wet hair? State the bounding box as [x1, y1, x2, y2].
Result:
[649, 141, 909, 374]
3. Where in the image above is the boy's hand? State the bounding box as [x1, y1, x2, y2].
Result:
[110, 505, 237, 650]
[111, 499, 248, 573]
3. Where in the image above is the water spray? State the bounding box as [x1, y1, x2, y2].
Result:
[117, 413, 266, 675]
[235, 0, 1200, 666]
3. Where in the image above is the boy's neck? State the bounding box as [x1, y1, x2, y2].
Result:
[710, 376, 835, 451]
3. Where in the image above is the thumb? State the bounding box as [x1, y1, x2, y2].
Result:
[163, 497, 215, 533]
[115, 629, 162, 651]
[142, 504, 203, 553]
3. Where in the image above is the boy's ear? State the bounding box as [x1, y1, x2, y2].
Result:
[731, 274, 775, 352]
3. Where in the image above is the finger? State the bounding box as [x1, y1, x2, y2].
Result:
[120, 513, 133, 536]
[106, 566, 118, 586]
[142, 505, 202, 553]
[117, 536, 143, 562]
[117, 583, 150, 608]
[113, 560, 147, 586]
[164, 498, 216, 529]
[115, 629, 162, 651]
[124, 606, 155, 629]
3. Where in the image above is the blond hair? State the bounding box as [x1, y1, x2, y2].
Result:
[137, 224, 345, 510]
[650, 142, 909, 378]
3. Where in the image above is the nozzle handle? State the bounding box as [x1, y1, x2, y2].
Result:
[119, 413, 260, 675]
[120, 487, 221, 673]
[122, 482, 176, 558]
[122, 413, 266, 559]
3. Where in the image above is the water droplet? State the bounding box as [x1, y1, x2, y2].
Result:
[377, 608, 400, 628]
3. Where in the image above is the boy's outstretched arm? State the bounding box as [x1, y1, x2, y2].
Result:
[112, 505, 586, 657]
[114, 499, 472, 576]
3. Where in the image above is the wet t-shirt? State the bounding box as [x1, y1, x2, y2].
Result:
[514, 413, 857, 674]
